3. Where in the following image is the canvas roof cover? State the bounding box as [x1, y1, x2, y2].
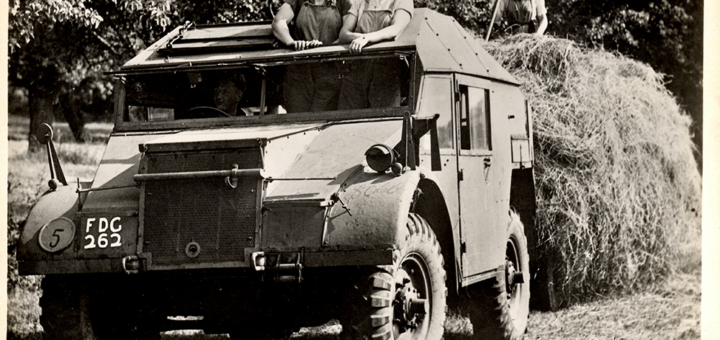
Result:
[121, 8, 518, 85]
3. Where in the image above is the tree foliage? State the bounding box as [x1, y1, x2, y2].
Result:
[552, 0, 703, 161]
[9, 0, 177, 146]
[8, 0, 279, 148]
[548, 0, 702, 153]
[414, 0, 494, 34]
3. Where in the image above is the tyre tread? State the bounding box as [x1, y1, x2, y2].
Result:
[344, 213, 447, 340]
[468, 214, 530, 340]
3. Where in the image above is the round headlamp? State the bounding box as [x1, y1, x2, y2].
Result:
[365, 144, 397, 174]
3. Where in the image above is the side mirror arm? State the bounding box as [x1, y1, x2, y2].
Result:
[36, 123, 67, 189]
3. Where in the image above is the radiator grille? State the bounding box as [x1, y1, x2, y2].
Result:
[142, 148, 261, 266]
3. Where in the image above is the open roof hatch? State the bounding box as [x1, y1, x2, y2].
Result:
[158, 21, 275, 56]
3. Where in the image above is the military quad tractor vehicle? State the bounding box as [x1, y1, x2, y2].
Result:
[18, 9, 538, 340]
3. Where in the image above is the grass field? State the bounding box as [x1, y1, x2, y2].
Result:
[6, 116, 701, 340]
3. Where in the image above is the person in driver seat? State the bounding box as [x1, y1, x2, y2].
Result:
[214, 74, 253, 116]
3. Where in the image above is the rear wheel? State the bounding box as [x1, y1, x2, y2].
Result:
[341, 213, 447, 340]
[469, 214, 530, 340]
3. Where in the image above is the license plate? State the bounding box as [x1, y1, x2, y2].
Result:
[84, 217, 124, 249]
[79, 216, 137, 258]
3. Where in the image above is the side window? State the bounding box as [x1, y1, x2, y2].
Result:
[459, 85, 491, 151]
[418, 76, 454, 150]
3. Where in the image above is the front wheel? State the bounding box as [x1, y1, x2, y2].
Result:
[41, 274, 162, 340]
[342, 213, 447, 340]
[40, 275, 96, 340]
[469, 213, 530, 340]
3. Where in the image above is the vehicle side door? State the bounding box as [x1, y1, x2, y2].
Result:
[455, 74, 504, 279]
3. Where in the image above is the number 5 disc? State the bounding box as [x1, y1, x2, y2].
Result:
[38, 217, 76, 253]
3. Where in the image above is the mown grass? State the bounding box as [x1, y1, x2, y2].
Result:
[7, 115, 114, 144]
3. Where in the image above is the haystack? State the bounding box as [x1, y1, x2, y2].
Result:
[485, 35, 701, 306]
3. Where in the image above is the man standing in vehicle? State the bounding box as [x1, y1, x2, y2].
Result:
[337, 0, 414, 110]
[494, 0, 547, 35]
[272, 0, 353, 113]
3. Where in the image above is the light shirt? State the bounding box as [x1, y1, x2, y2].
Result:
[284, 0, 352, 17]
[348, 0, 414, 22]
[497, 0, 546, 24]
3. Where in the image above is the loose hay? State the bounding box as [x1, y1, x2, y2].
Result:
[485, 35, 702, 306]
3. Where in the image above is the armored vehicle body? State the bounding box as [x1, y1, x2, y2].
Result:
[19, 9, 537, 340]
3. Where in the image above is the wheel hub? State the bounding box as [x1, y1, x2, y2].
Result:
[505, 258, 525, 296]
[393, 275, 428, 333]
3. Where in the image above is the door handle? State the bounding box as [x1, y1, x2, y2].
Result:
[483, 158, 491, 182]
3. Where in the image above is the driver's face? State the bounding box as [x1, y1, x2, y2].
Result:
[214, 80, 243, 113]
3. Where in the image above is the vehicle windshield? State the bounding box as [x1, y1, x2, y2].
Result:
[121, 56, 411, 124]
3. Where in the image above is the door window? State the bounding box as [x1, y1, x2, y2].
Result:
[417, 75, 454, 150]
[458, 85, 491, 151]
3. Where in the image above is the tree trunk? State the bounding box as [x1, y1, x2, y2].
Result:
[58, 92, 86, 142]
[28, 86, 56, 153]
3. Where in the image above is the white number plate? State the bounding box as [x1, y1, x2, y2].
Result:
[83, 217, 123, 250]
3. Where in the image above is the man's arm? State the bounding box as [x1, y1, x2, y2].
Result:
[272, 4, 297, 46]
[535, 13, 547, 35]
[534, 0, 547, 35]
[347, 9, 412, 53]
[339, 14, 361, 43]
[271, 3, 322, 50]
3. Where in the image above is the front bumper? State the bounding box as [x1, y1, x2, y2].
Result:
[19, 248, 393, 275]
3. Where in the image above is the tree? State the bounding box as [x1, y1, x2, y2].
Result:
[9, 0, 279, 151]
[10, 0, 167, 150]
[545, 0, 703, 164]
[414, 0, 494, 34]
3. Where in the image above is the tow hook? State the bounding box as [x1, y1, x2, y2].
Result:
[122, 255, 141, 275]
[252, 251, 266, 271]
[394, 278, 428, 332]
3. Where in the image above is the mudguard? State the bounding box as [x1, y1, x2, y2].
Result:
[18, 185, 80, 261]
[322, 169, 418, 250]
[323, 168, 457, 255]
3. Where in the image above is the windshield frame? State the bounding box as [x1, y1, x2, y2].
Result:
[113, 50, 418, 132]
